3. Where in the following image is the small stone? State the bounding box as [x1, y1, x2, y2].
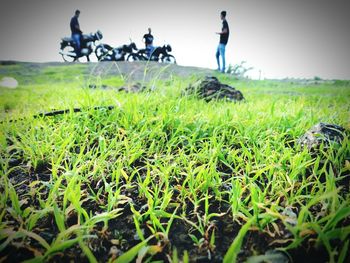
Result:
[298, 123, 346, 150]
[0, 77, 18, 89]
[110, 239, 120, 245]
[109, 245, 120, 257]
[281, 207, 297, 226]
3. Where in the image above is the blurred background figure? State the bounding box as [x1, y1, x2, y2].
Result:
[143, 27, 154, 58]
[216, 10, 229, 73]
[70, 9, 83, 56]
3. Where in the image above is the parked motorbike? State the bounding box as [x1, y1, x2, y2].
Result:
[128, 44, 176, 64]
[95, 42, 138, 61]
[59, 30, 103, 62]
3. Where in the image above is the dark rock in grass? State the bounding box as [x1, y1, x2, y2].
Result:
[185, 76, 244, 102]
[8, 158, 22, 167]
[298, 123, 346, 150]
[118, 82, 147, 93]
[88, 84, 115, 89]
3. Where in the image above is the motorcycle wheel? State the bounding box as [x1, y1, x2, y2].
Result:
[95, 45, 106, 60]
[162, 55, 176, 64]
[61, 46, 77, 62]
[127, 54, 141, 62]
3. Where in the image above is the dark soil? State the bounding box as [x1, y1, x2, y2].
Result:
[2, 158, 349, 263]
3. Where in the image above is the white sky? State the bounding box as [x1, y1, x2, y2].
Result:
[0, 0, 349, 79]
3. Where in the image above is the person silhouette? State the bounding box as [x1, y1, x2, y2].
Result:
[70, 9, 83, 56]
[216, 11, 230, 73]
[143, 27, 155, 58]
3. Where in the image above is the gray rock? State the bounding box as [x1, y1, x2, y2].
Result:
[298, 123, 346, 150]
[185, 76, 244, 102]
[246, 249, 290, 263]
[0, 76, 18, 88]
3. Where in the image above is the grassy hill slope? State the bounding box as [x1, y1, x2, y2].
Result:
[0, 61, 349, 262]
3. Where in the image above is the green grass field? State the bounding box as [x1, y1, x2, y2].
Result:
[0, 62, 349, 262]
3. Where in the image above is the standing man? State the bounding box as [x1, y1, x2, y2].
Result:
[143, 28, 154, 58]
[70, 10, 83, 56]
[216, 11, 229, 73]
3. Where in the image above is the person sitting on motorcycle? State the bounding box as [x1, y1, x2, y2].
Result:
[70, 9, 83, 56]
[143, 28, 154, 58]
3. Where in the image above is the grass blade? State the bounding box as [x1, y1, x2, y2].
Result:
[223, 218, 254, 263]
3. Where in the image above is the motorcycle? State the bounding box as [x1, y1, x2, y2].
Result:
[59, 30, 103, 62]
[128, 44, 176, 64]
[95, 42, 138, 61]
